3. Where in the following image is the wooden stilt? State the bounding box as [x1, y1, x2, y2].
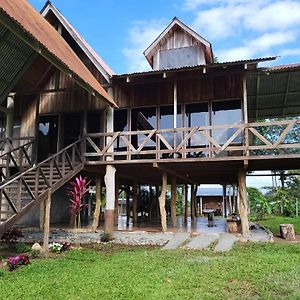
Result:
[126, 185, 130, 226]
[191, 184, 196, 220]
[170, 176, 177, 227]
[114, 175, 119, 226]
[92, 175, 102, 231]
[184, 184, 188, 223]
[132, 181, 138, 225]
[159, 172, 167, 232]
[237, 168, 250, 236]
[43, 189, 52, 251]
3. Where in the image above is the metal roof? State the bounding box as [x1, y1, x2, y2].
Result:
[247, 65, 300, 119]
[41, 1, 115, 82]
[113, 57, 276, 78]
[0, 0, 117, 107]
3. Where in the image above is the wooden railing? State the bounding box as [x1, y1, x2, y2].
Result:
[84, 119, 300, 163]
[0, 139, 84, 234]
[0, 138, 35, 182]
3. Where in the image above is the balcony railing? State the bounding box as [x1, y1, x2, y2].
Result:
[84, 119, 300, 163]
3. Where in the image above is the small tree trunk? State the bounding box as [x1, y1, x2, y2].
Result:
[92, 175, 102, 231]
[159, 172, 167, 232]
[170, 176, 177, 227]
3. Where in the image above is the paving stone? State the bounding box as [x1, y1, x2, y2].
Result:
[214, 233, 239, 252]
[163, 232, 190, 250]
[185, 234, 219, 250]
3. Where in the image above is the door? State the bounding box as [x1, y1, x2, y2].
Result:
[63, 113, 82, 147]
[37, 115, 59, 162]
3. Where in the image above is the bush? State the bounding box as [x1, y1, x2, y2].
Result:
[101, 233, 112, 243]
[7, 254, 30, 271]
[0, 228, 23, 247]
[49, 242, 71, 254]
[16, 242, 31, 253]
[0, 268, 4, 277]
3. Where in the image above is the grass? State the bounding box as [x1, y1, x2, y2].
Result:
[0, 243, 300, 299]
[257, 215, 300, 235]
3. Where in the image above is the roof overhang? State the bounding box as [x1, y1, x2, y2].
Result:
[41, 1, 114, 83]
[0, 0, 117, 107]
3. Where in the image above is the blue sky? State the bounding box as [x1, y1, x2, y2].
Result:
[29, 0, 300, 74]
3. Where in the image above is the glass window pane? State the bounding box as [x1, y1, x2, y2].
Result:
[212, 100, 242, 144]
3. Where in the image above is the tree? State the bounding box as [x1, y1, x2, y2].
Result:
[247, 187, 272, 220]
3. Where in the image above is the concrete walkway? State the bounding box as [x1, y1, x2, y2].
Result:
[214, 233, 239, 252]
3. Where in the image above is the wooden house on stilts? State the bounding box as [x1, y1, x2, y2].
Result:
[0, 0, 300, 245]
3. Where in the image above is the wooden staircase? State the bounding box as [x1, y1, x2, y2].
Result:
[0, 139, 84, 235]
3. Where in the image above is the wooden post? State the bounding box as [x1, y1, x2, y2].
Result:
[237, 168, 250, 236]
[184, 184, 188, 223]
[191, 184, 196, 220]
[170, 176, 177, 227]
[43, 189, 52, 251]
[158, 172, 167, 232]
[91, 175, 102, 231]
[132, 181, 138, 225]
[126, 185, 130, 226]
[114, 175, 119, 226]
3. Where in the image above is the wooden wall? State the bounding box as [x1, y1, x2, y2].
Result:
[113, 73, 243, 108]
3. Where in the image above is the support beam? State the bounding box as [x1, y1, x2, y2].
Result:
[153, 163, 198, 185]
[158, 172, 167, 232]
[91, 175, 102, 231]
[184, 184, 188, 223]
[114, 175, 119, 225]
[5, 93, 14, 139]
[43, 189, 52, 252]
[132, 181, 138, 225]
[170, 176, 177, 227]
[237, 168, 250, 236]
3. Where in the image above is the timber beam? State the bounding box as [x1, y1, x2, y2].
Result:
[153, 162, 198, 185]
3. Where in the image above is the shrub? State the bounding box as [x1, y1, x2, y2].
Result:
[0, 228, 23, 247]
[7, 254, 30, 271]
[101, 233, 112, 243]
[49, 242, 71, 254]
[0, 268, 4, 277]
[16, 242, 31, 253]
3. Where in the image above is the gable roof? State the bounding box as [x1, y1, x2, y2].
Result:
[0, 0, 117, 107]
[41, 1, 114, 83]
[144, 17, 213, 68]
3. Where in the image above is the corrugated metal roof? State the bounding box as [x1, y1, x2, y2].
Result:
[41, 1, 114, 82]
[113, 57, 276, 78]
[0, 0, 117, 107]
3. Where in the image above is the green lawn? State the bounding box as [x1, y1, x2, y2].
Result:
[0, 243, 300, 299]
[257, 215, 300, 235]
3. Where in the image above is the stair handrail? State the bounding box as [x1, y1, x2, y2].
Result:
[0, 138, 84, 191]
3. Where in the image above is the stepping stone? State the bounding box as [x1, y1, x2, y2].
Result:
[163, 233, 190, 250]
[214, 233, 239, 252]
[185, 234, 219, 250]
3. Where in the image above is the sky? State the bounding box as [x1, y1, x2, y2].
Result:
[29, 0, 300, 74]
[28, 0, 299, 189]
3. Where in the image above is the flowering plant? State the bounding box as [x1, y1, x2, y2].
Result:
[49, 242, 71, 253]
[7, 254, 30, 271]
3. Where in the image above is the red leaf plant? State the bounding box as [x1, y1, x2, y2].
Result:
[67, 175, 91, 228]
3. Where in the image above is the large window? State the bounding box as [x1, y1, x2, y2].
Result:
[131, 107, 157, 149]
[114, 109, 128, 151]
[185, 103, 209, 147]
[212, 100, 241, 144]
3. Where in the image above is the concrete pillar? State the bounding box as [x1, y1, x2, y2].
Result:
[104, 165, 116, 234]
[237, 168, 250, 236]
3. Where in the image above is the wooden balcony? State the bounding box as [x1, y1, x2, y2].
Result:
[84, 119, 300, 168]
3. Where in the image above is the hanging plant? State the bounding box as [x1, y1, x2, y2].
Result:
[67, 175, 91, 228]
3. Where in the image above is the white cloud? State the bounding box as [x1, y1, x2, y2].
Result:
[218, 31, 297, 61]
[245, 1, 300, 32]
[122, 19, 167, 72]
